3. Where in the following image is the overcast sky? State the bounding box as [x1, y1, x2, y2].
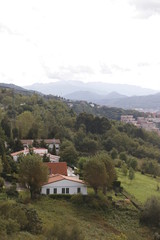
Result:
[0, 0, 160, 90]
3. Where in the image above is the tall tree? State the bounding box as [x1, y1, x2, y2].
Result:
[19, 154, 48, 199]
[84, 157, 107, 195]
[99, 153, 117, 194]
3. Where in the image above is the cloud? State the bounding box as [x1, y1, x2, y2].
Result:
[100, 64, 130, 74]
[130, 0, 160, 18]
[0, 23, 15, 34]
[137, 62, 150, 67]
[111, 64, 130, 72]
[60, 65, 94, 74]
[44, 65, 94, 81]
[100, 64, 112, 74]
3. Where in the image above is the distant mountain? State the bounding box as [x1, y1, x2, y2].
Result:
[100, 92, 160, 110]
[103, 92, 126, 99]
[64, 91, 126, 102]
[25, 80, 157, 97]
[64, 91, 102, 101]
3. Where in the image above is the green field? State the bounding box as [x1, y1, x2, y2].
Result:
[117, 169, 160, 203]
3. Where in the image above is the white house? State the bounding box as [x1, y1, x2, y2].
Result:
[41, 174, 87, 195]
[11, 148, 60, 162]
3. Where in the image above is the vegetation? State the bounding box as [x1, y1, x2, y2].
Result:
[0, 87, 160, 239]
[140, 196, 160, 227]
[19, 154, 48, 199]
[117, 169, 160, 203]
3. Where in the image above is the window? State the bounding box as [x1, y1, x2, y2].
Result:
[62, 188, 65, 194]
[54, 188, 57, 194]
[66, 188, 69, 194]
[77, 188, 81, 193]
[46, 188, 50, 195]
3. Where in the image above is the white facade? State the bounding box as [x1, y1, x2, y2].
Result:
[41, 179, 87, 195]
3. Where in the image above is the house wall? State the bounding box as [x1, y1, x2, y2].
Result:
[41, 179, 87, 195]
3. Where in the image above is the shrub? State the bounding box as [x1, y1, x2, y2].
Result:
[140, 196, 160, 227]
[71, 193, 110, 210]
[49, 194, 72, 201]
[6, 184, 19, 198]
[25, 208, 42, 234]
[47, 222, 84, 240]
[0, 177, 4, 191]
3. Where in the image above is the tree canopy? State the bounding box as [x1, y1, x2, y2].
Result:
[19, 154, 48, 199]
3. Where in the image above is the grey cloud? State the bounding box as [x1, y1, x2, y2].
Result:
[130, 0, 160, 18]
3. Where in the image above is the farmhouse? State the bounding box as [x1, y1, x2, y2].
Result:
[41, 174, 87, 195]
[21, 138, 60, 154]
[11, 148, 60, 162]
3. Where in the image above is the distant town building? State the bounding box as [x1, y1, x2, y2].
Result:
[121, 115, 160, 135]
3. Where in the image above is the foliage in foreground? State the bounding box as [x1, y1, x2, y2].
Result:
[140, 196, 160, 227]
[19, 154, 48, 199]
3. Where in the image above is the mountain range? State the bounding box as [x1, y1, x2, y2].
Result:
[1, 81, 160, 111]
[25, 80, 157, 97]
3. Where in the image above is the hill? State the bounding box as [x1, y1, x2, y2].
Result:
[0, 82, 40, 95]
[100, 92, 160, 110]
[25, 80, 157, 97]
[64, 91, 126, 102]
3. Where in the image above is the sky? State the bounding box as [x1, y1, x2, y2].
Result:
[0, 0, 160, 90]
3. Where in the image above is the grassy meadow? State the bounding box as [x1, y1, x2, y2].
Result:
[117, 168, 160, 203]
[31, 196, 152, 240]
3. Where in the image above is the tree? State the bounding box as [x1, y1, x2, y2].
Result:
[111, 148, 118, 160]
[128, 157, 138, 170]
[84, 157, 107, 195]
[128, 167, 135, 181]
[43, 153, 50, 162]
[16, 111, 34, 138]
[19, 154, 48, 199]
[119, 152, 127, 162]
[121, 163, 128, 176]
[60, 141, 78, 165]
[99, 153, 117, 194]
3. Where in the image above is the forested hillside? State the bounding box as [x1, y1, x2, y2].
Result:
[0, 87, 160, 175]
[69, 100, 146, 120]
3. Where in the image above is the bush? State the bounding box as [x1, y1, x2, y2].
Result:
[0, 177, 4, 191]
[140, 196, 160, 227]
[71, 193, 110, 210]
[47, 222, 84, 240]
[6, 184, 19, 198]
[49, 194, 72, 201]
[25, 208, 42, 234]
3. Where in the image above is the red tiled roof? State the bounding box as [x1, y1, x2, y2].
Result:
[43, 174, 85, 185]
[44, 162, 67, 176]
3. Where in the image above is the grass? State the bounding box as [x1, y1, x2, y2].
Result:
[117, 168, 160, 203]
[0, 191, 154, 240]
[32, 196, 153, 240]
